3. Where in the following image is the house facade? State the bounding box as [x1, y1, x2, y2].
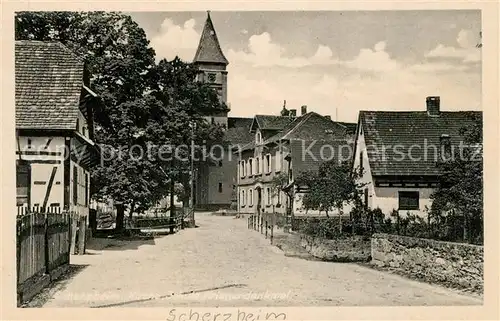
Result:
[351, 96, 482, 217]
[237, 108, 356, 217]
[15, 41, 101, 217]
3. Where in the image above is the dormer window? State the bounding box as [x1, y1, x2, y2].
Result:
[440, 134, 452, 161]
[256, 131, 262, 144]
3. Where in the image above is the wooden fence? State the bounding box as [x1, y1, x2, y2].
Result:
[247, 211, 292, 244]
[16, 206, 71, 291]
[130, 208, 190, 232]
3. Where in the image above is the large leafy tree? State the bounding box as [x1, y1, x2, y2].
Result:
[295, 161, 365, 234]
[15, 12, 226, 230]
[430, 113, 483, 243]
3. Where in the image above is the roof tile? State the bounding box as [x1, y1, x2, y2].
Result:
[16, 40, 85, 130]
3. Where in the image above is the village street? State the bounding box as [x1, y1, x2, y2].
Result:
[40, 213, 481, 308]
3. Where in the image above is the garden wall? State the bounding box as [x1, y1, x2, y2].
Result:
[371, 233, 483, 293]
[299, 234, 371, 262]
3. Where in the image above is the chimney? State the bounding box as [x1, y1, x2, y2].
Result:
[324, 115, 331, 120]
[301, 105, 307, 116]
[289, 109, 297, 117]
[426, 96, 440, 116]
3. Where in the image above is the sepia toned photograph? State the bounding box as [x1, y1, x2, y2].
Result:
[11, 8, 487, 313]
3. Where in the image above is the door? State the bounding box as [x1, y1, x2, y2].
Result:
[256, 187, 262, 213]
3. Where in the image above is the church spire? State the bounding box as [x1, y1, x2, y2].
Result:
[193, 11, 228, 65]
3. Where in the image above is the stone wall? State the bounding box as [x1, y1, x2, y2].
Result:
[371, 233, 483, 293]
[300, 234, 371, 262]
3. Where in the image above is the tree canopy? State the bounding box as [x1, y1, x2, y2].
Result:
[430, 113, 483, 243]
[16, 11, 226, 229]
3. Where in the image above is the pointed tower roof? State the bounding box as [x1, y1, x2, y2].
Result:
[193, 11, 229, 65]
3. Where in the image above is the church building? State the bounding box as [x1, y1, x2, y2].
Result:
[192, 12, 254, 210]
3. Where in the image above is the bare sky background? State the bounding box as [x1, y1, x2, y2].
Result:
[128, 10, 481, 122]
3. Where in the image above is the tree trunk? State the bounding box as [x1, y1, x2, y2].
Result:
[170, 178, 175, 234]
[128, 200, 136, 221]
[463, 212, 468, 243]
[338, 207, 343, 234]
[351, 212, 355, 236]
[115, 204, 125, 232]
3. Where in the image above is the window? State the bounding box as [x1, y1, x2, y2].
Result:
[359, 151, 364, 175]
[255, 157, 260, 174]
[211, 117, 215, 124]
[249, 189, 253, 206]
[27, 138, 32, 149]
[440, 134, 452, 161]
[16, 161, 30, 206]
[218, 183, 223, 193]
[265, 154, 271, 174]
[240, 190, 245, 206]
[73, 165, 78, 205]
[207, 73, 216, 83]
[256, 131, 262, 144]
[398, 191, 419, 210]
[275, 151, 282, 172]
[267, 187, 271, 205]
[218, 160, 223, 167]
[240, 161, 245, 177]
[249, 158, 253, 176]
[277, 190, 281, 205]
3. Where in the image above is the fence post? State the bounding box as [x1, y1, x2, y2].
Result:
[265, 215, 268, 239]
[44, 212, 50, 274]
[270, 214, 274, 245]
[16, 216, 21, 287]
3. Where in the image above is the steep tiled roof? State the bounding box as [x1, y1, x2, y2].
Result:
[16, 40, 84, 130]
[253, 115, 296, 131]
[359, 110, 482, 176]
[224, 117, 253, 146]
[193, 12, 228, 65]
[290, 139, 355, 176]
[265, 112, 355, 144]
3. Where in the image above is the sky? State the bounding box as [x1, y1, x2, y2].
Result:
[127, 11, 481, 122]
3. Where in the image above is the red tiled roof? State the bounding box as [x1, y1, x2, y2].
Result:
[16, 40, 85, 130]
[359, 110, 482, 176]
[193, 12, 228, 65]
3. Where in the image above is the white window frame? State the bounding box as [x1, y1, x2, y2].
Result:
[266, 187, 272, 205]
[240, 161, 246, 178]
[275, 150, 281, 172]
[256, 131, 262, 144]
[265, 154, 272, 174]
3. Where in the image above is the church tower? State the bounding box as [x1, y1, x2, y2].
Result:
[193, 11, 229, 127]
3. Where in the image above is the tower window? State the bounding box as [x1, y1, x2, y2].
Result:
[207, 73, 216, 82]
[218, 183, 223, 193]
